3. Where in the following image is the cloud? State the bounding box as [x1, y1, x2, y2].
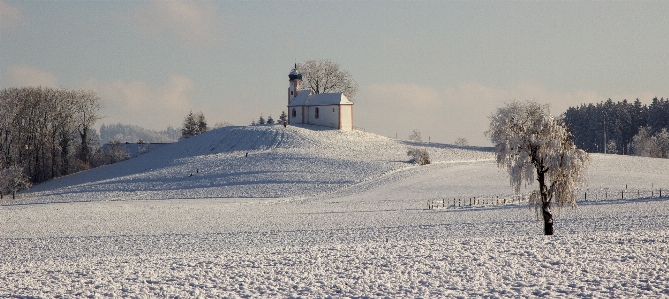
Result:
[125, 0, 224, 49]
[84, 75, 195, 130]
[0, 0, 24, 32]
[7, 65, 58, 87]
[357, 82, 613, 146]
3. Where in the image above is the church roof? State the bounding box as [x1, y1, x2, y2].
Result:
[288, 91, 353, 107]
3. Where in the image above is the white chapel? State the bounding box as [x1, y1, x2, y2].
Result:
[286, 65, 354, 131]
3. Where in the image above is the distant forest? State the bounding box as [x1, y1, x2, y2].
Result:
[99, 123, 181, 144]
[563, 97, 669, 156]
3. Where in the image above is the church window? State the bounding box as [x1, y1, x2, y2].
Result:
[292, 108, 296, 118]
[315, 107, 320, 119]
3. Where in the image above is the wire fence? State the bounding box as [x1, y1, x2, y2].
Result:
[427, 186, 669, 210]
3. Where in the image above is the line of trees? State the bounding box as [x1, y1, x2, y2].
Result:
[100, 123, 181, 144]
[562, 97, 669, 156]
[0, 87, 102, 196]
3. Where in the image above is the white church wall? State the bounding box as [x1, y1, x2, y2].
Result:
[339, 105, 353, 131]
[289, 106, 305, 125]
[307, 105, 340, 129]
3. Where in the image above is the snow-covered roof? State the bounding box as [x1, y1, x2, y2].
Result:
[288, 91, 353, 107]
[288, 90, 312, 107]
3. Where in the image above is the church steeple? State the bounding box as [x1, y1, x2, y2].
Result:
[289, 63, 302, 81]
[288, 64, 303, 104]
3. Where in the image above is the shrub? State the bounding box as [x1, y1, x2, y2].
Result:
[407, 147, 430, 165]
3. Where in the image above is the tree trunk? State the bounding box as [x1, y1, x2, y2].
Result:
[537, 169, 554, 235]
[542, 202, 553, 235]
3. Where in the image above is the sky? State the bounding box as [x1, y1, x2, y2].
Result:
[1, 1, 668, 146]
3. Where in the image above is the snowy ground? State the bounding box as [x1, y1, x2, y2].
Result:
[2, 125, 669, 298]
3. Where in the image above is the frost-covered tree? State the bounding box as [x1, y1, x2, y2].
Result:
[632, 127, 669, 158]
[409, 129, 423, 142]
[407, 148, 430, 165]
[486, 101, 589, 235]
[454, 137, 469, 146]
[213, 121, 233, 129]
[103, 140, 129, 165]
[258, 115, 266, 125]
[297, 59, 358, 101]
[267, 115, 274, 124]
[0, 166, 32, 199]
[606, 140, 618, 155]
[0, 87, 102, 183]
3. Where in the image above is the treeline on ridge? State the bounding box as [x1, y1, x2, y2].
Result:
[100, 123, 181, 144]
[563, 97, 669, 157]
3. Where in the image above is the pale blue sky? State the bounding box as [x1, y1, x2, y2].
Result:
[2, 1, 668, 145]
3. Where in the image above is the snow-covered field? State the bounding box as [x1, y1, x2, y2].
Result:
[2, 125, 669, 298]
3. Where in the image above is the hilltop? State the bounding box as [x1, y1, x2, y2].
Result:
[21, 125, 492, 203]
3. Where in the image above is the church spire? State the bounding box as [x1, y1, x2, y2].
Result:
[288, 64, 303, 104]
[289, 63, 302, 81]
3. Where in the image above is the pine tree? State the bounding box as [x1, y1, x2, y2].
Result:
[181, 111, 198, 140]
[267, 115, 274, 124]
[196, 112, 208, 135]
[258, 115, 266, 125]
[279, 111, 287, 123]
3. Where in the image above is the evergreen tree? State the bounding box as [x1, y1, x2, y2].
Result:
[267, 115, 274, 124]
[181, 111, 198, 140]
[196, 111, 208, 135]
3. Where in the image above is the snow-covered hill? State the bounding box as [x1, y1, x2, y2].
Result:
[3, 125, 669, 298]
[21, 125, 492, 203]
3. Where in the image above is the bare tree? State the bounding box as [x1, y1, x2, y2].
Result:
[486, 101, 589, 235]
[408, 129, 423, 142]
[0, 87, 102, 184]
[72, 89, 102, 169]
[454, 137, 469, 146]
[213, 121, 233, 129]
[297, 59, 358, 101]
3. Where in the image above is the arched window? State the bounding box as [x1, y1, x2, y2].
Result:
[315, 107, 319, 119]
[292, 108, 296, 118]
